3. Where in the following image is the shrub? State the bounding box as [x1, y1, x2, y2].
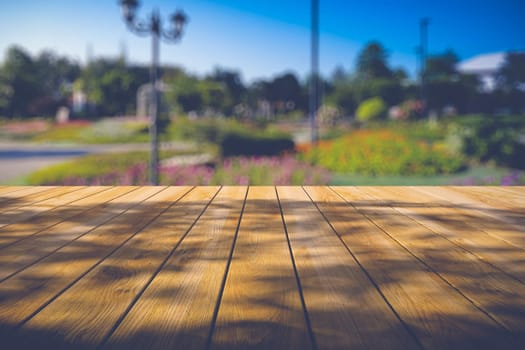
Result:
[448, 115, 525, 169]
[220, 132, 294, 157]
[302, 129, 465, 176]
[166, 117, 250, 143]
[356, 97, 387, 122]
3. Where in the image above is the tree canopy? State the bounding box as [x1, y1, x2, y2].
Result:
[0, 43, 523, 119]
[356, 41, 392, 80]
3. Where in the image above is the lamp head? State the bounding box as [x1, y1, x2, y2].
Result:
[120, 0, 139, 22]
[171, 10, 187, 34]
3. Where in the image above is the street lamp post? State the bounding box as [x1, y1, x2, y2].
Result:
[310, 0, 319, 146]
[419, 17, 430, 118]
[119, 0, 187, 185]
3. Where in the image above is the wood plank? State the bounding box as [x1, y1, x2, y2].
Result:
[451, 186, 525, 208]
[499, 186, 525, 196]
[0, 186, 28, 196]
[104, 186, 244, 349]
[336, 186, 525, 340]
[448, 186, 525, 231]
[0, 186, 57, 206]
[210, 186, 313, 350]
[0, 186, 104, 229]
[18, 186, 207, 349]
[304, 186, 513, 350]
[0, 186, 133, 250]
[365, 186, 525, 284]
[0, 186, 81, 212]
[0, 187, 139, 281]
[277, 186, 421, 350]
[414, 186, 525, 247]
[0, 186, 174, 330]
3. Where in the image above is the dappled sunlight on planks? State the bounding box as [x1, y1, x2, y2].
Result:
[334, 187, 525, 338]
[0, 186, 523, 349]
[210, 187, 312, 350]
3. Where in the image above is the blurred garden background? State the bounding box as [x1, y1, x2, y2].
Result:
[0, 1, 524, 186]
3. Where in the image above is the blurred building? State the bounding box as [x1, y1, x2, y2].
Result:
[456, 52, 506, 92]
[136, 82, 171, 118]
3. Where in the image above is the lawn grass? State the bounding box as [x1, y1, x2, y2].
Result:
[31, 119, 151, 144]
[329, 165, 515, 185]
[23, 148, 209, 185]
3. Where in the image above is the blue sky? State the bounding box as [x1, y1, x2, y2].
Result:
[0, 0, 523, 82]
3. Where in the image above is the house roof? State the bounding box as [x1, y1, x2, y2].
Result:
[457, 52, 506, 74]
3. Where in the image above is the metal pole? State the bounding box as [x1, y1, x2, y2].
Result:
[120, 2, 186, 185]
[149, 11, 160, 185]
[420, 17, 429, 117]
[310, 0, 319, 145]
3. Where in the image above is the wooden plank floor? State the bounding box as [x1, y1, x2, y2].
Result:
[0, 186, 524, 350]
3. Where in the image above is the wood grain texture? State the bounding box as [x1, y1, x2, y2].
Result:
[0, 186, 28, 196]
[0, 186, 58, 206]
[0, 186, 104, 229]
[211, 187, 312, 350]
[277, 186, 420, 350]
[0, 186, 133, 250]
[413, 186, 525, 248]
[0, 187, 80, 212]
[0, 186, 523, 350]
[498, 186, 525, 196]
[105, 186, 244, 349]
[0, 186, 139, 280]
[449, 186, 525, 212]
[21, 186, 197, 348]
[364, 186, 525, 285]
[305, 186, 513, 350]
[336, 186, 525, 340]
[0, 187, 167, 328]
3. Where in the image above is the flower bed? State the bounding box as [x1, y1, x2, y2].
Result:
[38, 156, 331, 186]
[301, 130, 465, 176]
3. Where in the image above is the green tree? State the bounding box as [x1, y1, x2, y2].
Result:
[356, 41, 392, 80]
[268, 72, 303, 110]
[248, 72, 306, 114]
[423, 50, 479, 114]
[497, 52, 525, 91]
[344, 41, 405, 111]
[0, 46, 83, 117]
[425, 50, 458, 80]
[206, 68, 245, 113]
[496, 52, 525, 113]
[326, 80, 356, 116]
[165, 72, 202, 113]
[78, 58, 143, 116]
[165, 70, 232, 115]
[0, 46, 39, 117]
[32, 51, 80, 115]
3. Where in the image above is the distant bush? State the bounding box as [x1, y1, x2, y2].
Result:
[448, 115, 525, 169]
[166, 117, 250, 144]
[167, 116, 295, 157]
[24, 118, 149, 144]
[383, 120, 447, 143]
[220, 132, 294, 157]
[356, 97, 387, 122]
[302, 129, 465, 176]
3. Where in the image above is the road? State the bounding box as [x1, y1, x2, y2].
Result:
[0, 141, 195, 184]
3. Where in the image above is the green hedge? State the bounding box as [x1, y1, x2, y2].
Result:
[448, 115, 525, 169]
[221, 133, 294, 157]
